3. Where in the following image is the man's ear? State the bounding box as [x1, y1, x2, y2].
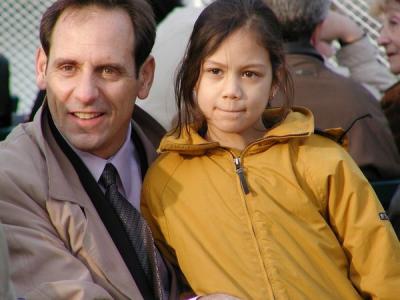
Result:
[310, 21, 324, 47]
[35, 48, 48, 90]
[137, 55, 155, 100]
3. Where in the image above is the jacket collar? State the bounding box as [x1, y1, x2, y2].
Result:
[31, 104, 149, 299]
[284, 40, 324, 62]
[159, 106, 314, 155]
[33, 104, 155, 204]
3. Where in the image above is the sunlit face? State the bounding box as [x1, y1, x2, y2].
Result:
[378, 2, 400, 74]
[195, 28, 274, 149]
[36, 6, 154, 158]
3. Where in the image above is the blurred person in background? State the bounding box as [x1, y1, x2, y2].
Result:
[0, 54, 12, 127]
[372, 0, 400, 238]
[373, 0, 400, 153]
[138, 0, 204, 130]
[315, 9, 397, 99]
[266, 0, 400, 182]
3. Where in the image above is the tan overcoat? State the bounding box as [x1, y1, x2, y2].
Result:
[0, 106, 173, 299]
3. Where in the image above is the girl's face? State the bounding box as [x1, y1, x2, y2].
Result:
[195, 28, 274, 148]
[378, 1, 400, 74]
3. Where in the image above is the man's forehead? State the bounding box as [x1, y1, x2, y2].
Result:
[47, 5, 136, 66]
[56, 5, 130, 28]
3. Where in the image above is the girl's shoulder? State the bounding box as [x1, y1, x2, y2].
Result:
[144, 151, 185, 188]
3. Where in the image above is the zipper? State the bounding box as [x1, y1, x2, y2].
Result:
[233, 157, 250, 195]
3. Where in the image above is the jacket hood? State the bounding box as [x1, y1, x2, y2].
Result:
[159, 106, 315, 155]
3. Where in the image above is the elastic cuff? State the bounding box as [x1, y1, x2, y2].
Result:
[339, 32, 366, 47]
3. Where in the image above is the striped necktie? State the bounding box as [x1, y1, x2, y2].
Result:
[99, 163, 163, 299]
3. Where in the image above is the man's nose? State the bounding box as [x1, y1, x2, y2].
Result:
[74, 71, 99, 103]
[222, 74, 242, 100]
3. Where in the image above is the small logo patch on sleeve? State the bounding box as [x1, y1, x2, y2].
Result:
[379, 212, 389, 220]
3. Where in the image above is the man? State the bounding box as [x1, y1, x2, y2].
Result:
[265, 0, 400, 182]
[0, 0, 220, 299]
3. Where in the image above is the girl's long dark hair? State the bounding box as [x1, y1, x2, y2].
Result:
[173, 0, 293, 136]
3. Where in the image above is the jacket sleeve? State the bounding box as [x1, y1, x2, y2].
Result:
[336, 36, 397, 97]
[0, 168, 114, 300]
[325, 148, 400, 299]
[141, 163, 194, 298]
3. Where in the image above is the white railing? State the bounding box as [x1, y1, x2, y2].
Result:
[332, 0, 389, 67]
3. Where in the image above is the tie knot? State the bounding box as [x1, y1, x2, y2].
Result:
[100, 163, 118, 188]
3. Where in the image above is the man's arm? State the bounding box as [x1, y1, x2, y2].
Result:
[0, 169, 114, 300]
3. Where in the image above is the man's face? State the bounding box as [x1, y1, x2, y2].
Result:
[36, 5, 154, 158]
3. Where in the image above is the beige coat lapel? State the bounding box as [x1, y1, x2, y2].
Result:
[39, 110, 144, 300]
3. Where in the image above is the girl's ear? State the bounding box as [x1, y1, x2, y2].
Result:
[137, 55, 155, 100]
[35, 48, 48, 90]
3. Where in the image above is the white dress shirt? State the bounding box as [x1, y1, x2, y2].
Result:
[72, 124, 143, 211]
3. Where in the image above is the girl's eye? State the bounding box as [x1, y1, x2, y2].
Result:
[208, 68, 221, 75]
[243, 71, 256, 78]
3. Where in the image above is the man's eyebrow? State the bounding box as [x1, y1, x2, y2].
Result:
[97, 63, 126, 70]
[52, 58, 77, 66]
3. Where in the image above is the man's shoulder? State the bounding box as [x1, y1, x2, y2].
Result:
[0, 121, 47, 180]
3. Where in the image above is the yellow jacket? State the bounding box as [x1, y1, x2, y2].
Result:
[142, 107, 400, 300]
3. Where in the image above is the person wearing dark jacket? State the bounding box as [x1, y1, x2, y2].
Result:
[265, 0, 400, 182]
[0, 54, 12, 127]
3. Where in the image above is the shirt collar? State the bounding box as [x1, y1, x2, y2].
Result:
[72, 124, 135, 192]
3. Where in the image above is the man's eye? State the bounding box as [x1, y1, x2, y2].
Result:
[60, 65, 75, 72]
[101, 66, 121, 79]
[103, 67, 115, 74]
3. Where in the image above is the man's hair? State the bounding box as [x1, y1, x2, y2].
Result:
[147, 0, 182, 24]
[39, 0, 156, 75]
[264, 0, 331, 42]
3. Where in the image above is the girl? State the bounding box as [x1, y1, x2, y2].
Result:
[141, 0, 400, 299]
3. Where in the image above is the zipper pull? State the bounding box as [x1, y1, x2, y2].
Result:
[234, 157, 250, 194]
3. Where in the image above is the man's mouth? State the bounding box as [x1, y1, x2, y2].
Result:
[72, 112, 103, 120]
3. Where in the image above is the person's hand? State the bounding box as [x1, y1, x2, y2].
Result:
[319, 10, 364, 44]
[198, 294, 241, 300]
[319, 10, 364, 45]
[313, 10, 364, 58]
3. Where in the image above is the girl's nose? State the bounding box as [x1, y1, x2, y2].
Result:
[222, 75, 242, 100]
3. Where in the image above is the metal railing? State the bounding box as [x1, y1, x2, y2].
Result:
[332, 0, 389, 67]
[0, 0, 54, 116]
[0, 0, 389, 117]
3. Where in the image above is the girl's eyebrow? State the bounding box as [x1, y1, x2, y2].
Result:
[204, 59, 267, 69]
